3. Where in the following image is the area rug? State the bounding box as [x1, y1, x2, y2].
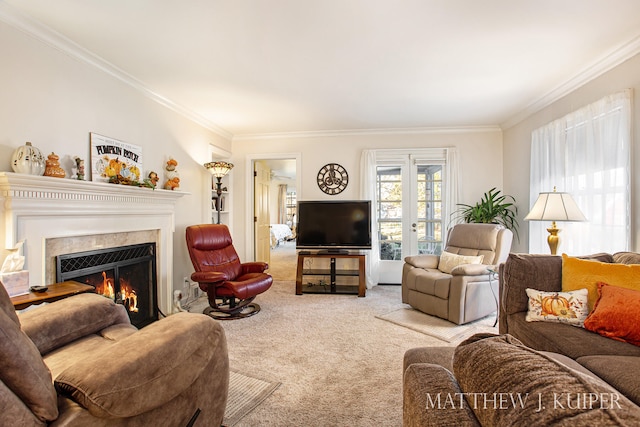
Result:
[376, 307, 497, 343]
[223, 369, 281, 426]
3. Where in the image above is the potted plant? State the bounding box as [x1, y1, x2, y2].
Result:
[452, 187, 519, 240]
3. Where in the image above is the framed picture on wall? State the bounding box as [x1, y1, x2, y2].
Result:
[90, 132, 142, 183]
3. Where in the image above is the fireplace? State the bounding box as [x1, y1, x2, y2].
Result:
[56, 243, 158, 328]
[0, 172, 186, 317]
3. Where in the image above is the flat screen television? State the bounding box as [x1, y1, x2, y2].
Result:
[296, 200, 372, 251]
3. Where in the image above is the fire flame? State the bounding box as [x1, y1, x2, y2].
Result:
[96, 271, 115, 300]
[119, 280, 139, 313]
[94, 271, 138, 312]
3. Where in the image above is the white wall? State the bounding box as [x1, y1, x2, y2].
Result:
[0, 20, 232, 292]
[503, 52, 640, 253]
[231, 130, 503, 260]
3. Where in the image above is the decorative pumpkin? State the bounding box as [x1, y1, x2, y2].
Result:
[166, 158, 178, 171]
[164, 176, 180, 190]
[541, 294, 571, 316]
[43, 152, 66, 178]
[11, 142, 45, 175]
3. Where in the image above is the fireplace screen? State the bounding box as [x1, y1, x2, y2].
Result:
[56, 243, 158, 328]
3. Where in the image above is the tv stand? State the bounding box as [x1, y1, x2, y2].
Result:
[296, 252, 366, 297]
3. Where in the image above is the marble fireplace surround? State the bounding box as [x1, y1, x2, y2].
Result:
[0, 172, 186, 315]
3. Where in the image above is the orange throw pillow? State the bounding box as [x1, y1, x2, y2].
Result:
[561, 254, 640, 310]
[583, 282, 640, 346]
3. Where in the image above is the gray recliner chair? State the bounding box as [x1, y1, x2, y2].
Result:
[401, 223, 513, 325]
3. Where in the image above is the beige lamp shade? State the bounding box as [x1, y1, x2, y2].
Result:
[524, 191, 587, 222]
[524, 188, 586, 255]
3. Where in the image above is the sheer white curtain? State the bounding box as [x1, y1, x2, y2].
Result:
[529, 89, 631, 255]
[360, 149, 380, 288]
[277, 184, 287, 223]
[443, 147, 460, 244]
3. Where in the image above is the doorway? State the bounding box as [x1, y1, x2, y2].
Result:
[247, 154, 301, 281]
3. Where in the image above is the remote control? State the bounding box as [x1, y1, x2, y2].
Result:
[29, 285, 48, 293]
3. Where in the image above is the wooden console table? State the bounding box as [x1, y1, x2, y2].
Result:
[10, 281, 95, 310]
[296, 252, 366, 297]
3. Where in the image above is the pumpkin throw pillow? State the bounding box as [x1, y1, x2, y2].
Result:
[437, 251, 483, 274]
[584, 282, 640, 346]
[525, 288, 589, 327]
[562, 254, 640, 310]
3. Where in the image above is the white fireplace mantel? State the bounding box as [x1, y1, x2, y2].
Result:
[0, 172, 187, 314]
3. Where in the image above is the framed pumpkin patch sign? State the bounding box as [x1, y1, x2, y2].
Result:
[90, 132, 142, 183]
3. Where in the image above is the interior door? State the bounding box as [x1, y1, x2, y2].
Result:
[377, 157, 443, 283]
[254, 161, 271, 264]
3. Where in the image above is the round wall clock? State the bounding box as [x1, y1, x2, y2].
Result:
[317, 163, 348, 195]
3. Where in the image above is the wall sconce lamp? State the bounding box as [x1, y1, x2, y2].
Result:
[524, 187, 587, 255]
[204, 161, 234, 224]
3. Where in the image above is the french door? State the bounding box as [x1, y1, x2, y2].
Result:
[376, 154, 444, 283]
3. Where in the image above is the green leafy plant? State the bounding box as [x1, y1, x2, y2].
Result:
[452, 187, 519, 240]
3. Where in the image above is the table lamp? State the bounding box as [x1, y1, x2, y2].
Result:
[524, 187, 587, 255]
[204, 161, 234, 224]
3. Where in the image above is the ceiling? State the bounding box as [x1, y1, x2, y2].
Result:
[264, 159, 296, 183]
[4, 0, 640, 138]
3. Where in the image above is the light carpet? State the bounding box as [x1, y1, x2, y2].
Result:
[376, 307, 497, 343]
[189, 281, 460, 426]
[224, 369, 281, 426]
[268, 240, 297, 281]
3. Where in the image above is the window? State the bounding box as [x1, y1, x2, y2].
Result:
[529, 90, 631, 254]
[377, 166, 402, 260]
[417, 165, 443, 255]
[286, 191, 296, 227]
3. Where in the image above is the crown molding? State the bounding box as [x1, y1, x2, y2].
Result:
[232, 125, 502, 141]
[0, 2, 233, 141]
[502, 34, 640, 130]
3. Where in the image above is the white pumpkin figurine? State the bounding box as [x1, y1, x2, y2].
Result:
[11, 142, 45, 175]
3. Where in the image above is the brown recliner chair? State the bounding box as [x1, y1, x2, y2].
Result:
[0, 280, 228, 426]
[186, 224, 273, 319]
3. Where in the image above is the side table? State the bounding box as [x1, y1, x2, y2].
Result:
[10, 281, 95, 310]
[487, 268, 499, 327]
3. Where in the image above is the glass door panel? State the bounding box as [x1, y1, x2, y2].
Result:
[376, 160, 444, 283]
[377, 166, 403, 261]
[416, 165, 443, 255]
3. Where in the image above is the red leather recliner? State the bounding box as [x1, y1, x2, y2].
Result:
[186, 224, 273, 319]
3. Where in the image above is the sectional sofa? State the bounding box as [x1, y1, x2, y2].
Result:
[403, 251, 640, 426]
